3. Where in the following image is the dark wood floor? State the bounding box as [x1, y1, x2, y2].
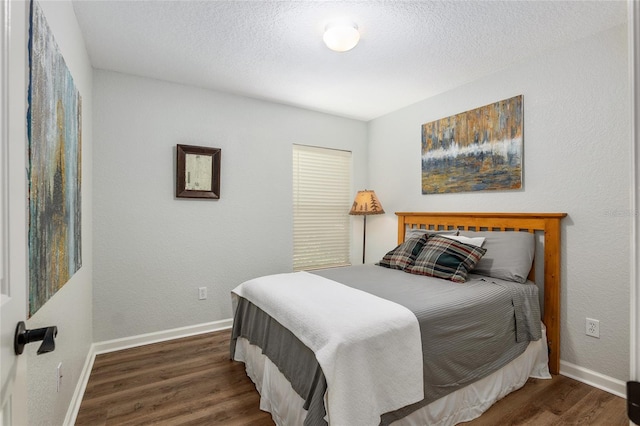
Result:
[76, 329, 628, 425]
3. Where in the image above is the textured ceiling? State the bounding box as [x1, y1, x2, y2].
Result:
[72, 1, 627, 121]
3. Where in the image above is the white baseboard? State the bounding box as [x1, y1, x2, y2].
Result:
[92, 318, 233, 355]
[63, 318, 233, 425]
[64, 341, 97, 426]
[560, 360, 627, 398]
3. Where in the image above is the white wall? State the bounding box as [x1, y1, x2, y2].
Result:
[92, 71, 368, 341]
[367, 24, 630, 382]
[9, 1, 94, 425]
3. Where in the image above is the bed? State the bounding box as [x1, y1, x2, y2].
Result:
[230, 212, 566, 425]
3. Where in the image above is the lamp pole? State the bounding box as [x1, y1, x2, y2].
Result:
[362, 215, 367, 264]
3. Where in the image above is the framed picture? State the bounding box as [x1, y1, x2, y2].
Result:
[176, 144, 221, 199]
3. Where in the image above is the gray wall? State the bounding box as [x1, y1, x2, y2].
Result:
[366, 24, 631, 382]
[92, 71, 368, 341]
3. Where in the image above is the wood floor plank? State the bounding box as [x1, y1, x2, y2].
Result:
[80, 364, 248, 415]
[459, 378, 554, 425]
[102, 369, 252, 421]
[76, 329, 628, 425]
[463, 376, 627, 426]
[548, 388, 628, 426]
[83, 351, 235, 400]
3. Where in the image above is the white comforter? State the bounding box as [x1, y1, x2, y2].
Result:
[231, 271, 424, 426]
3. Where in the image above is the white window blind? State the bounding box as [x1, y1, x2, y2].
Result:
[293, 144, 351, 271]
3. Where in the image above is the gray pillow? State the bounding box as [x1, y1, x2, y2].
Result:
[458, 231, 535, 283]
[405, 228, 458, 240]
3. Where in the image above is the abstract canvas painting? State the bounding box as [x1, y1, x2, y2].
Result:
[28, 0, 82, 316]
[421, 95, 523, 194]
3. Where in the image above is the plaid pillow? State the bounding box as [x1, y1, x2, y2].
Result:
[377, 235, 428, 270]
[405, 235, 487, 283]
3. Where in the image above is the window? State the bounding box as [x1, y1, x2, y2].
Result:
[292, 144, 351, 271]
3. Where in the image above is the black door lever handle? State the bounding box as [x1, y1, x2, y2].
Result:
[14, 321, 58, 355]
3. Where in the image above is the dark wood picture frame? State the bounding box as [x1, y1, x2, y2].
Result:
[176, 144, 221, 199]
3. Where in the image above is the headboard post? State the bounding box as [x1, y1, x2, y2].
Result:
[543, 217, 562, 375]
[395, 212, 566, 375]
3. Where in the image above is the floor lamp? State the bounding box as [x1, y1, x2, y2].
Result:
[349, 190, 385, 264]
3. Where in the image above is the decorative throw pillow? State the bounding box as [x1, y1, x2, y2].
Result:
[405, 235, 487, 283]
[377, 235, 429, 270]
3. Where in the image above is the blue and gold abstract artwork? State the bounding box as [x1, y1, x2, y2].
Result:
[28, 0, 82, 316]
[421, 95, 523, 194]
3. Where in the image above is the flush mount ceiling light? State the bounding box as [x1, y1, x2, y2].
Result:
[323, 21, 360, 52]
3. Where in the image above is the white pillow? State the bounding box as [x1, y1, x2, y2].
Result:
[440, 234, 486, 247]
[405, 228, 458, 240]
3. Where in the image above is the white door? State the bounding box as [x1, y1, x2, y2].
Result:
[1, 0, 29, 424]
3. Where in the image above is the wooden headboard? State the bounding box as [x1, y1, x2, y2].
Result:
[396, 212, 567, 375]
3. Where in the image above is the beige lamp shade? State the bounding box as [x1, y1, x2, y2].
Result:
[349, 190, 385, 215]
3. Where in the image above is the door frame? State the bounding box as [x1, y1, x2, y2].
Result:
[0, 0, 29, 423]
[630, 0, 639, 386]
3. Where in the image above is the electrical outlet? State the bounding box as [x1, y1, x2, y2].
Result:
[586, 318, 600, 338]
[56, 362, 63, 392]
[198, 287, 207, 300]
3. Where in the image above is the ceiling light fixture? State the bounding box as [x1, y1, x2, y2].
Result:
[323, 21, 360, 52]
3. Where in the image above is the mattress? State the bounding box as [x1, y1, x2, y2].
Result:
[231, 265, 546, 425]
[233, 324, 550, 426]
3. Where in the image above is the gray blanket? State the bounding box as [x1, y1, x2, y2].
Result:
[231, 265, 541, 425]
